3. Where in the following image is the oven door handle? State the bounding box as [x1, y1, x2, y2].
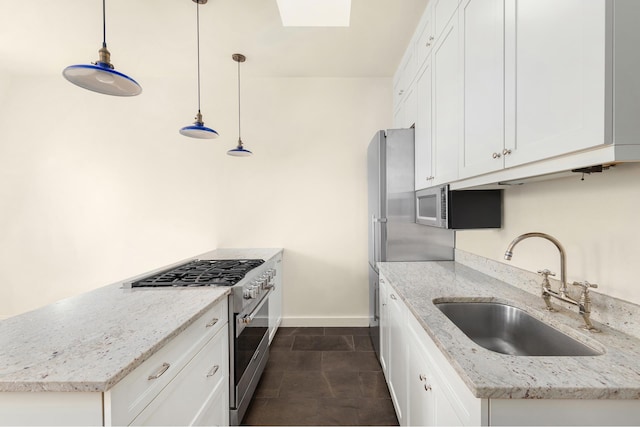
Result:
[239, 291, 271, 325]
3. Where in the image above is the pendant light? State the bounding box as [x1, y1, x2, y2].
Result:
[62, 0, 142, 96]
[227, 53, 253, 156]
[179, 0, 219, 139]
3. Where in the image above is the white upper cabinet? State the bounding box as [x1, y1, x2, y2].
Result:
[415, 60, 434, 190]
[504, 0, 607, 168]
[433, 0, 462, 40]
[458, 0, 505, 178]
[401, 0, 640, 190]
[431, 11, 461, 185]
[415, 5, 435, 69]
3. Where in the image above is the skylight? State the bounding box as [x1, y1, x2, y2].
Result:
[276, 0, 352, 27]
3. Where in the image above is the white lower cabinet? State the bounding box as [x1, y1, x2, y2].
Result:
[381, 278, 640, 426]
[406, 311, 485, 426]
[105, 299, 229, 426]
[129, 327, 229, 426]
[387, 286, 408, 425]
[379, 278, 390, 375]
[0, 298, 230, 427]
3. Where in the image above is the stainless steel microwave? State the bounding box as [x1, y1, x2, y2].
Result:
[416, 185, 502, 229]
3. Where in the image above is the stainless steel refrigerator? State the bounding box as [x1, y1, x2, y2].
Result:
[367, 129, 454, 357]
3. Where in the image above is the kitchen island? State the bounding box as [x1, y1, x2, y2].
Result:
[0, 248, 282, 426]
[378, 257, 640, 425]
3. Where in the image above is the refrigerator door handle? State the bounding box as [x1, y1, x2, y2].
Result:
[371, 215, 387, 265]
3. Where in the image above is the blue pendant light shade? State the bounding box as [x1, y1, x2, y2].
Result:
[180, 0, 218, 140]
[179, 112, 219, 138]
[228, 53, 252, 156]
[62, 0, 141, 96]
[227, 139, 253, 156]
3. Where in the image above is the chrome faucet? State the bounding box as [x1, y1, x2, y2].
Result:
[504, 232, 600, 332]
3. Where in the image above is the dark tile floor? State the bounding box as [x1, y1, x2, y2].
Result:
[242, 327, 399, 426]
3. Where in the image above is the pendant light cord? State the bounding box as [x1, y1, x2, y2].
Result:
[196, 1, 202, 114]
[102, 0, 107, 48]
[237, 59, 241, 141]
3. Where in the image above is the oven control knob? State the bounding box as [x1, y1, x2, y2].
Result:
[243, 286, 259, 299]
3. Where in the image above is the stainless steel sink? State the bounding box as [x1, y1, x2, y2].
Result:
[434, 301, 603, 356]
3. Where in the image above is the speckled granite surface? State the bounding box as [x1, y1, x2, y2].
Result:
[378, 260, 640, 400]
[0, 248, 282, 393]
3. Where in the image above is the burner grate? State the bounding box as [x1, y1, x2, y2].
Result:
[130, 259, 265, 287]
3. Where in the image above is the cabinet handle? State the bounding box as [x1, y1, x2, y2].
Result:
[424, 384, 432, 392]
[502, 149, 512, 156]
[148, 362, 170, 380]
[206, 317, 219, 328]
[419, 374, 427, 381]
[492, 152, 502, 159]
[390, 294, 397, 300]
[398, 90, 404, 96]
[429, 36, 434, 41]
[206, 364, 220, 378]
[426, 42, 431, 47]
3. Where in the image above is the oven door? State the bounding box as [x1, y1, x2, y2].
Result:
[231, 293, 270, 424]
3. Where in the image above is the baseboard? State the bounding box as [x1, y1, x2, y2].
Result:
[280, 316, 369, 327]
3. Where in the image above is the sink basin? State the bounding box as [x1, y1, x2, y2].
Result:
[434, 301, 602, 356]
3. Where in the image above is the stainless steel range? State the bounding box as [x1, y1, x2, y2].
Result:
[130, 257, 276, 425]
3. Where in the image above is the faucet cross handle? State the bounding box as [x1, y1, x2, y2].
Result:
[537, 269, 556, 278]
[572, 281, 598, 291]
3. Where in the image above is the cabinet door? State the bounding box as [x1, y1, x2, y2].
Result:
[415, 61, 434, 190]
[416, 5, 435, 69]
[387, 290, 408, 425]
[403, 84, 418, 129]
[459, 0, 505, 178]
[432, 13, 461, 185]
[378, 278, 389, 374]
[504, 0, 607, 167]
[407, 339, 435, 426]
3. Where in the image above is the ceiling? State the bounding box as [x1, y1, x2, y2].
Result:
[0, 0, 427, 79]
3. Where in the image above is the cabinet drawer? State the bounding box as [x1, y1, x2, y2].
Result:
[130, 327, 229, 426]
[105, 299, 228, 426]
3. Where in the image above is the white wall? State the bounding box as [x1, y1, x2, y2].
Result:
[214, 78, 391, 325]
[456, 162, 640, 306]
[0, 70, 390, 323]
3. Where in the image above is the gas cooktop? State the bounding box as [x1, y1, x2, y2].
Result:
[130, 259, 265, 288]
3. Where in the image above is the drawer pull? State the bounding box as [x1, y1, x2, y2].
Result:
[206, 364, 220, 378]
[148, 363, 170, 380]
[206, 317, 219, 328]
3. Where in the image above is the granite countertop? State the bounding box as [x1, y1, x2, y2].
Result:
[378, 261, 640, 400]
[0, 248, 282, 393]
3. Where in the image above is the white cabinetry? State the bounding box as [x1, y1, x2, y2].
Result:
[403, 0, 640, 190]
[458, 0, 505, 178]
[431, 10, 461, 185]
[406, 313, 484, 426]
[129, 327, 229, 426]
[105, 299, 229, 426]
[0, 298, 231, 427]
[415, 60, 434, 190]
[379, 275, 408, 425]
[503, 0, 607, 168]
[381, 274, 640, 426]
[379, 278, 390, 374]
[268, 253, 283, 344]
